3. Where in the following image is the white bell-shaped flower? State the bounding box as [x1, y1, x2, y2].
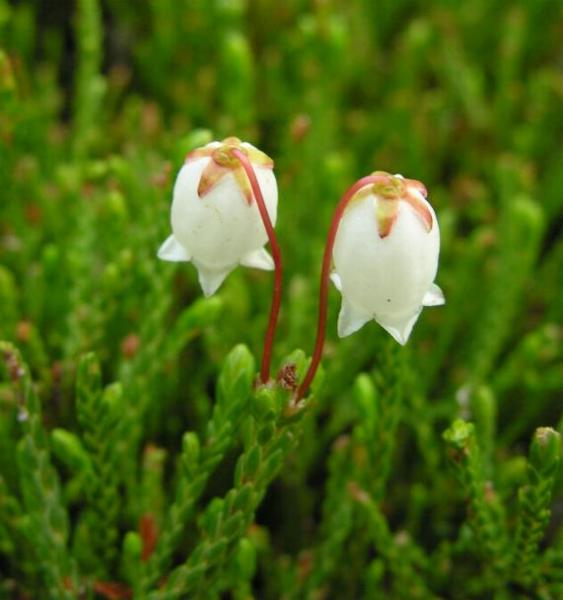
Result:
[331, 171, 444, 344]
[158, 137, 278, 297]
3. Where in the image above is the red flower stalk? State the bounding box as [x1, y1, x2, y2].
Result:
[231, 148, 283, 384]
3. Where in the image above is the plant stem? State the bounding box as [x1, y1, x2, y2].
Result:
[296, 174, 383, 400]
[231, 148, 282, 384]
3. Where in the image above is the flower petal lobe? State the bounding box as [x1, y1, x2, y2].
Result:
[197, 267, 231, 297]
[240, 248, 274, 270]
[377, 311, 421, 345]
[330, 272, 343, 292]
[337, 300, 372, 338]
[422, 283, 445, 306]
[157, 235, 191, 262]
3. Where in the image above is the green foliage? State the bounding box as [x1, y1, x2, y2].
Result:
[443, 420, 510, 588]
[0, 343, 76, 598]
[74, 354, 123, 574]
[1, 0, 562, 598]
[512, 428, 560, 588]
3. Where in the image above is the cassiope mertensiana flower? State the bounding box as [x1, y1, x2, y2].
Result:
[331, 171, 444, 344]
[158, 137, 278, 297]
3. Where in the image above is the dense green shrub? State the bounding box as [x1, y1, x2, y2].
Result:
[1, 1, 562, 598]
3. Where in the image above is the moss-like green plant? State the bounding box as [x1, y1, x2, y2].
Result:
[0, 1, 561, 598]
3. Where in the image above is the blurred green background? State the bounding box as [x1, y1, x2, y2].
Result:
[1, 1, 562, 598]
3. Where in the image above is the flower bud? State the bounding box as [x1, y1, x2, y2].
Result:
[158, 137, 278, 296]
[331, 172, 444, 344]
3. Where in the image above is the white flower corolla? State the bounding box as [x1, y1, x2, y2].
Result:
[158, 137, 278, 297]
[331, 171, 444, 344]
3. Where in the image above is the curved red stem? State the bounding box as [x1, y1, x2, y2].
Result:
[296, 174, 383, 400]
[231, 148, 282, 384]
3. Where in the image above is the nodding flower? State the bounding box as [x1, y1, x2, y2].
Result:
[158, 137, 278, 297]
[331, 172, 444, 345]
